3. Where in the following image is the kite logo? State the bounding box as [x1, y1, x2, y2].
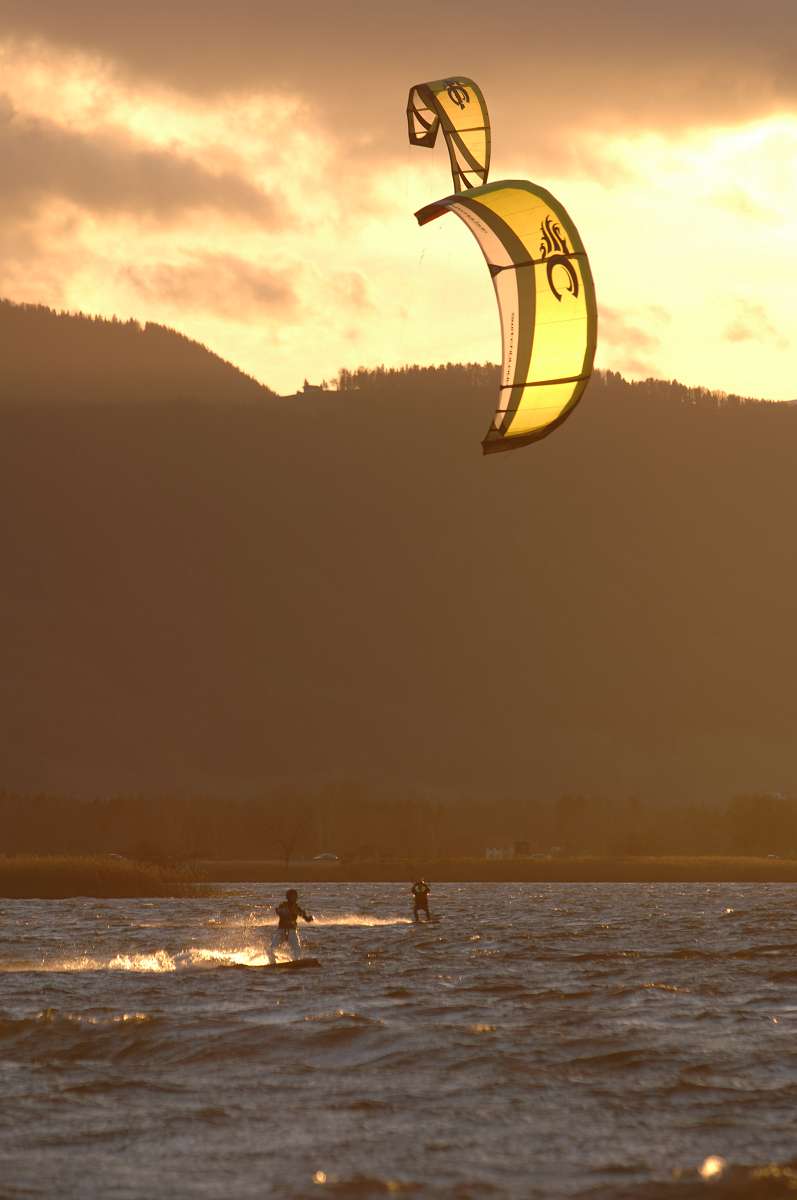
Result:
[445, 80, 470, 109]
[539, 215, 579, 301]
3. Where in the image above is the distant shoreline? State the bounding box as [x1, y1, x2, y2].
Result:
[199, 856, 797, 885]
[6, 856, 797, 899]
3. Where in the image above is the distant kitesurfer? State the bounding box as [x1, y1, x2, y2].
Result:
[268, 888, 313, 962]
[411, 879, 431, 922]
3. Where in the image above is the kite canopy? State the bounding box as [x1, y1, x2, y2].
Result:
[407, 77, 490, 194]
[416, 180, 598, 455]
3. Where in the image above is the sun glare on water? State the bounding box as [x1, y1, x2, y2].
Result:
[699, 1155, 727, 1181]
[2, 910, 413, 974]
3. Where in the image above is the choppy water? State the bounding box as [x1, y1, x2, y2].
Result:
[2, 883, 797, 1198]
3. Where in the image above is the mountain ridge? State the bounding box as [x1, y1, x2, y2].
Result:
[0, 298, 276, 405]
[1, 299, 796, 803]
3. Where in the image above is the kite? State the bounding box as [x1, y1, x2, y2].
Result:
[408, 79, 597, 454]
[406, 77, 490, 194]
[416, 181, 597, 453]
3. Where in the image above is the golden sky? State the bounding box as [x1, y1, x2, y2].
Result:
[0, 1, 795, 398]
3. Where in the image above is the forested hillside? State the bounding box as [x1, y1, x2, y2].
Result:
[1, 300, 796, 824]
[0, 300, 274, 405]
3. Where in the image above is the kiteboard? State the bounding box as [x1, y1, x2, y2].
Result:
[224, 958, 320, 972]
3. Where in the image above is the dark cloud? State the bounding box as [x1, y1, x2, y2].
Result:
[1, 0, 795, 158]
[123, 253, 296, 320]
[0, 95, 276, 220]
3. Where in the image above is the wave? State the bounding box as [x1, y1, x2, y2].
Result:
[556, 943, 797, 964]
[566, 1046, 666, 1070]
[613, 1156, 797, 1198]
[0, 1009, 152, 1036]
[302, 1010, 383, 1025]
[298, 1009, 387, 1051]
[0, 1008, 160, 1065]
[309, 1173, 420, 1195]
[767, 969, 797, 982]
[607, 981, 692, 997]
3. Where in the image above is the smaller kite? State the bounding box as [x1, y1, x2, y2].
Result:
[406, 77, 490, 194]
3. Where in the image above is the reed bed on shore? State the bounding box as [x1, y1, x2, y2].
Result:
[0, 855, 213, 899]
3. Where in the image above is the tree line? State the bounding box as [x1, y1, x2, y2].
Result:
[0, 790, 792, 863]
[336, 362, 501, 392]
[335, 361, 770, 412]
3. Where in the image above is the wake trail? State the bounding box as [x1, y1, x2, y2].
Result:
[0, 945, 291, 973]
[207, 912, 413, 929]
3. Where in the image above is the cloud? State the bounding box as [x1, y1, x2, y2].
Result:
[712, 187, 777, 223]
[0, 5, 795, 402]
[2, 0, 796, 150]
[122, 253, 296, 320]
[0, 95, 277, 221]
[724, 301, 789, 350]
[501, 131, 636, 187]
[328, 271, 372, 313]
[599, 305, 664, 377]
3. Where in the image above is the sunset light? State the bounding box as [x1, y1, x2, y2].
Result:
[3, 5, 797, 1197]
[2, 33, 795, 398]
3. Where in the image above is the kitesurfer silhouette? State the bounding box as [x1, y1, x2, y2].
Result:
[411, 879, 431, 922]
[267, 888, 313, 962]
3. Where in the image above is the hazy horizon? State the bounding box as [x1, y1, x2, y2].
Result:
[4, 9, 797, 1198]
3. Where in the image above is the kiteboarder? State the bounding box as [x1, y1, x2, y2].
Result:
[267, 888, 314, 962]
[411, 879, 431, 922]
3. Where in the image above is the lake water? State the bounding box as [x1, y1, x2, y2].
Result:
[2, 882, 796, 1198]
